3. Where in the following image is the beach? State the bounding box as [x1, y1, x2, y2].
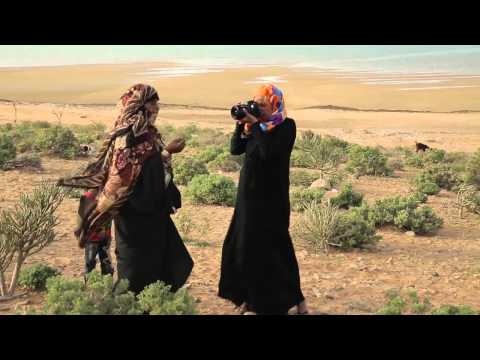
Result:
[1, 62, 480, 152]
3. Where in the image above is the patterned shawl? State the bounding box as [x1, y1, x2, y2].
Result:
[58, 84, 167, 248]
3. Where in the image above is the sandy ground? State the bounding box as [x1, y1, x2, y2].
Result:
[0, 159, 479, 315]
[0, 63, 480, 314]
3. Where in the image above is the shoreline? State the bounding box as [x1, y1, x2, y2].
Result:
[2, 99, 480, 115]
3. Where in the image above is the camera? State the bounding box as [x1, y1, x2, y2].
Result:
[231, 101, 261, 120]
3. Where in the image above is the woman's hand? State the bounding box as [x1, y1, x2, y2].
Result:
[237, 112, 259, 125]
[166, 137, 186, 154]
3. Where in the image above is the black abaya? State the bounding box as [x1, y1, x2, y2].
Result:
[115, 152, 193, 294]
[218, 118, 305, 314]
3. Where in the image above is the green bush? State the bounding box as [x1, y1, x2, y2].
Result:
[377, 290, 432, 315]
[186, 174, 237, 206]
[290, 170, 319, 187]
[325, 171, 347, 190]
[40, 272, 142, 315]
[34, 125, 79, 159]
[290, 187, 325, 212]
[32, 272, 198, 315]
[0, 133, 16, 168]
[195, 145, 226, 163]
[292, 132, 347, 172]
[207, 152, 241, 173]
[431, 305, 479, 315]
[294, 200, 380, 252]
[394, 206, 443, 235]
[173, 156, 209, 186]
[137, 281, 196, 315]
[409, 191, 428, 204]
[405, 154, 425, 168]
[346, 145, 393, 177]
[189, 128, 230, 148]
[422, 164, 462, 191]
[368, 194, 442, 235]
[18, 264, 61, 291]
[413, 172, 441, 195]
[388, 158, 405, 171]
[405, 148, 447, 169]
[329, 183, 364, 209]
[465, 148, 480, 189]
[333, 207, 381, 249]
[71, 123, 107, 145]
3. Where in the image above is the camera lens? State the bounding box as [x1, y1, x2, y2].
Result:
[231, 105, 246, 120]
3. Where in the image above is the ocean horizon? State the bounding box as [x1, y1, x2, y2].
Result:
[1, 45, 480, 74]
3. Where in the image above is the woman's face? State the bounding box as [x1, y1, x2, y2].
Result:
[145, 99, 159, 114]
[253, 96, 273, 122]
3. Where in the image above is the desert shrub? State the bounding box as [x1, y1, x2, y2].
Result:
[444, 152, 470, 172]
[290, 149, 311, 168]
[207, 152, 241, 172]
[405, 154, 425, 168]
[18, 264, 61, 291]
[409, 191, 428, 204]
[34, 125, 79, 159]
[368, 194, 441, 235]
[422, 164, 462, 191]
[388, 158, 405, 171]
[173, 156, 209, 186]
[195, 145, 226, 163]
[465, 148, 480, 189]
[293, 200, 340, 253]
[188, 128, 230, 148]
[377, 290, 432, 315]
[455, 184, 480, 218]
[137, 281, 196, 315]
[346, 145, 392, 177]
[413, 172, 441, 196]
[325, 171, 347, 190]
[431, 305, 479, 315]
[186, 174, 237, 206]
[2, 153, 42, 171]
[290, 187, 325, 212]
[333, 207, 381, 249]
[369, 195, 419, 227]
[294, 200, 380, 252]
[71, 122, 107, 145]
[394, 206, 443, 235]
[329, 183, 364, 209]
[38, 272, 142, 315]
[290, 170, 319, 187]
[292, 131, 347, 174]
[0, 182, 66, 297]
[0, 134, 16, 168]
[405, 148, 447, 169]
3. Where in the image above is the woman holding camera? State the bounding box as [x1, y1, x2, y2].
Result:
[218, 84, 309, 315]
[58, 84, 193, 295]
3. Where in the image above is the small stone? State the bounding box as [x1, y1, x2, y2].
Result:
[195, 298, 202, 304]
[432, 272, 440, 277]
[406, 231, 416, 237]
[325, 294, 335, 300]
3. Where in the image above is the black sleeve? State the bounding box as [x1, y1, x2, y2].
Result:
[250, 119, 296, 161]
[230, 123, 248, 155]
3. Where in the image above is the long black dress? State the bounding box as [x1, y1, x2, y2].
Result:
[114, 151, 194, 294]
[218, 118, 305, 314]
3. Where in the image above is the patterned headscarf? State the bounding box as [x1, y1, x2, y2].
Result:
[244, 84, 287, 134]
[58, 84, 167, 248]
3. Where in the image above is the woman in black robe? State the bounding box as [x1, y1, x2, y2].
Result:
[58, 84, 193, 294]
[218, 84, 309, 315]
